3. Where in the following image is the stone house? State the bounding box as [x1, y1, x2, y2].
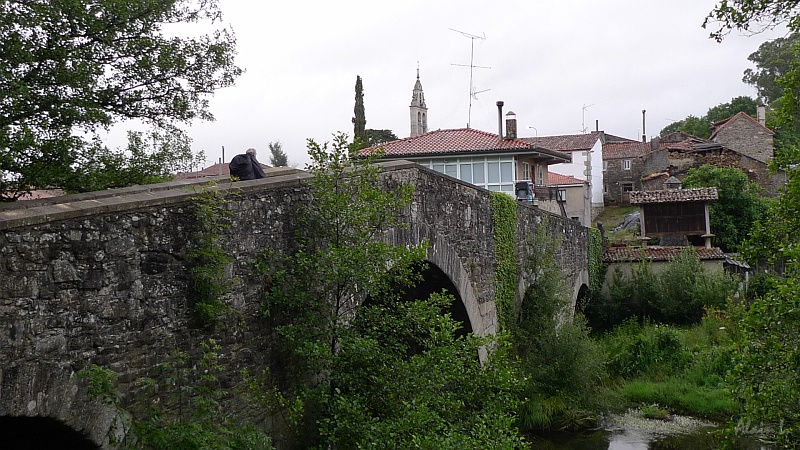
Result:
[642, 131, 785, 195]
[601, 140, 652, 205]
[710, 110, 774, 163]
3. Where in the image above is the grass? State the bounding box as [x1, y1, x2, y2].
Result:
[621, 379, 738, 419]
[595, 206, 641, 244]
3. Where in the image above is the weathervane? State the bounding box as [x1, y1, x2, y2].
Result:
[450, 28, 491, 128]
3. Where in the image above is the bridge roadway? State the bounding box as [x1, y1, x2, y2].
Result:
[0, 160, 588, 448]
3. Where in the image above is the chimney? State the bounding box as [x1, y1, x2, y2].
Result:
[496, 101, 504, 137]
[505, 111, 517, 139]
[757, 105, 766, 126]
[595, 120, 599, 133]
[642, 109, 647, 142]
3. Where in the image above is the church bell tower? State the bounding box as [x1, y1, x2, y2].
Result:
[409, 68, 428, 137]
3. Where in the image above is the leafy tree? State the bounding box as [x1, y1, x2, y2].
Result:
[364, 128, 399, 146]
[660, 115, 712, 138]
[268, 141, 288, 167]
[352, 76, 367, 145]
[0, 0, 241, 199]
[659, 97, 758, 138]
[704, 0, 800, 41]
[743, 33, 800, 105]
[257, 133, 526, 448]
[730, 276, 800, 447]
[683, 164, 768, 252]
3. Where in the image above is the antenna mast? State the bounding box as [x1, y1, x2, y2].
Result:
[581, 103, 595, 134]
[450, 28, 490, 128]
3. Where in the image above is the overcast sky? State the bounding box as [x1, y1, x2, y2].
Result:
[147, 0, 788, 168]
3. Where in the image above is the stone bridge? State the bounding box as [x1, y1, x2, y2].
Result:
[0, 161, 588, 448]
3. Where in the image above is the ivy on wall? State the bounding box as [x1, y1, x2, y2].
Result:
[490, 192, 519, 330]
[187, 184, 234, 327]
[588, 227, 605, 298]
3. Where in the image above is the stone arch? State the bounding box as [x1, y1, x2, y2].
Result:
[0, 416, 100, 449]
[575, 283, 590, 315]
[571, 269, 591, 311]
[0, 363, 126, 449]
[385, 224, 495, 339]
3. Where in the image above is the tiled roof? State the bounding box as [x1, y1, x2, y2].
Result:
[522, 131, 634, 153]
[603, 141, 652, 160]
[175, 163, 230, 179]
[523, 133, 600, 152]
[361, 128, 570, 162]
[547, 172, 584, 186]
[710, 111, 774, 139]
[602, 246, 726, 263]
[629, 187, 718, 204]
[174, 162, 270, 180]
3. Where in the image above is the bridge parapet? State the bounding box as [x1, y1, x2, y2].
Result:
[0, 161, 588, 447]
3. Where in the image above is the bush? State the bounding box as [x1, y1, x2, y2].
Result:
[603, 320, 689, 379]
[587, 248, 737, 329]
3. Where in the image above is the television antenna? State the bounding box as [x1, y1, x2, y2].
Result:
[450, 28, 491, 128]
[581, 103, 595, 134]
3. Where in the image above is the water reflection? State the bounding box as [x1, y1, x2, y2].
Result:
[530, 428, 771, 450]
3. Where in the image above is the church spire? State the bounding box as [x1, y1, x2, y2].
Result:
[410, 67, 428, 137]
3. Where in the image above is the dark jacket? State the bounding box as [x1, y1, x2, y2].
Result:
[229, 154, 266, 180]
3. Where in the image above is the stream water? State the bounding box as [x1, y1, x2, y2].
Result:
[528, 410, 772, 449]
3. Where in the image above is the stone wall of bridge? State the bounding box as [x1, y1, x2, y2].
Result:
[0, 161, 588, 448]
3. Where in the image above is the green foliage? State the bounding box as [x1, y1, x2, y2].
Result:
[743, 33, 800, 105]
[604, 319, 689, 379]
[65, 126, 203, 194]
[658, 97, 758, 138]
[742, 163, 800, 267]
[704, 0, 800, 41]
[268, 141, 288, 167]
[623, 380, 737, 418]
[730, 276, 800, 447]
[587, 227, 606, 298]
[318, 293, 528, 449]
[601, 312, 741, 420]
[0, 0, 240, 199]
[187, 184, 234, 326]
[588, 248, 737, 329]
[639, 403, 671, 420]
[489, 191, 518, 329]
[260, 132, 528, 447]
[79, 364, 121, 407]
[510, 218, 607, 432]
[660, 115, 712, 138]
[352, 76, 367, 145]
[130, 340, 273, 450]
[683, 164, 768, 252]
[364, 129, 399, 146]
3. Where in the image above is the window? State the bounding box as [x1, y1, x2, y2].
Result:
[603, 160, 608, 171]
[459, 163, 472, 183]
[522, 162, 530, 180]
[623, 159, 631, 170]
[537, 165, 545, 186]
[557, 189, 567, 202]
[444, 163, 457, 178]
[621, 182, 634, 193]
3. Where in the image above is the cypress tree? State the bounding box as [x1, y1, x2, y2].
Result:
[352, 75, 367, 145]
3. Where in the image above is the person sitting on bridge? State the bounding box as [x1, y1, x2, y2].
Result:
[229, 148, 267, 181]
